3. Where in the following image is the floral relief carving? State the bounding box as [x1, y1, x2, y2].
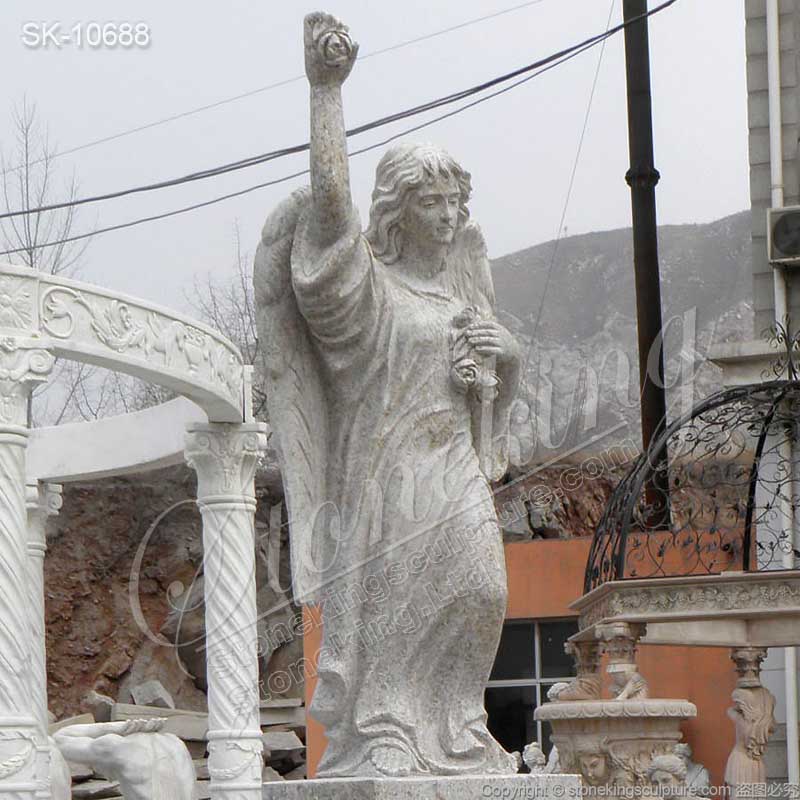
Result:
[0, 340, 55, 426]
[40, 286, 243, 401]
[0, 277, 34, 331]
[580, 579, 800, 629]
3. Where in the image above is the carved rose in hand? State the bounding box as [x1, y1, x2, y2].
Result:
[304, 13, 358, 86]
[451, 357, 480, 393]
[318, 29, 354, 68]
[452, 305, 481, 330]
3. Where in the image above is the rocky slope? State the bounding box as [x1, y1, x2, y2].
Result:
[45, 467, 302, 719]
[492, 211, 753, 463]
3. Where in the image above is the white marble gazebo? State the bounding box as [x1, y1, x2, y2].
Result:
[0, 263, 266, 800]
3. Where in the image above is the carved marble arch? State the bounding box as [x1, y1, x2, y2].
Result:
[0, 262, 248, 424]
[0, 264, 266, 800]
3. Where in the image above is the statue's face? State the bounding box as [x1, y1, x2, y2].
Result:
[523, 743, 545, 768]
[651, 769, 682, 790]
[403, 174, 460, 249]
[579, 754, 607, 785]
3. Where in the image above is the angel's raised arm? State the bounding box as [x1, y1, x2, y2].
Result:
[303, 13, 359, 248]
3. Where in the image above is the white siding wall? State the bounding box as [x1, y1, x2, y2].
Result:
[745, 0, 800, 334]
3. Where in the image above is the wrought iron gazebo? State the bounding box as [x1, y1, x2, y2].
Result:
[584, 380, 800, 593]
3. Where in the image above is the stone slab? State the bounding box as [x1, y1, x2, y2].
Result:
[130, 678, 175, 709]
[263, 730, 304, 752]
[261, 773, 580, 799]
[71, 779, 122, 799]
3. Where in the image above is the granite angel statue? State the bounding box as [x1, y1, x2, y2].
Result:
[253, 12, 521, 778]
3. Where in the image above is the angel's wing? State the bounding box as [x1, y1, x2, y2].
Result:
[447, 220, 496, 313]
[448, 221, 509, 482]
[253, 187, 328, 603]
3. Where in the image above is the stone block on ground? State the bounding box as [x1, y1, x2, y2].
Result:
[263, 766, 284, 782]
[130, 678, 175, 709]
[83, 690, 115, 722]
[117, 638, 207, 712]
[260, 774, 580, 799]
[184, 740, 207, 759]
[71, 778, 122, 799]
[262, 730, 304, 752]
[283, 764, 306, 781]
[195, 779, 211, 800]
[193, 758, 209, 780]
[260, 698, 305, 727]
[69, 760, 95, 782]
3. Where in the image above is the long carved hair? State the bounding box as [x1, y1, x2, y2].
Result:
[365, 142, 472, 264]
[732, 687, 775, 759]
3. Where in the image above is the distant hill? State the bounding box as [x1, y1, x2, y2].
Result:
[489, 211, 753, 465]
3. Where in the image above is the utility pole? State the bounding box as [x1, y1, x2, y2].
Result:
[623, 0, 670, 524]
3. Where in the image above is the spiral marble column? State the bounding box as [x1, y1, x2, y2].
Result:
[185, 422, 267, 800]
[26, 481, 62, 800]
[0, 341, 54, 800]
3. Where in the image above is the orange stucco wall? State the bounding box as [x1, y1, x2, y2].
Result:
[303, 605, 326, 776]
[303, 540, 734, 783]
[504, 539, 735, 786]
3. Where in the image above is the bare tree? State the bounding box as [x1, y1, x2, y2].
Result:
[188, 223, 266, 417]
[1, 102, 249, 424]
[0, 98, 99, 425]
[0, 97, 90, 275]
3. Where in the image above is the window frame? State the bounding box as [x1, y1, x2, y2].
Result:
[486, 618, 578, 751]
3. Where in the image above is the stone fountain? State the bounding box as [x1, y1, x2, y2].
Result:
[536, 622, 697, 789]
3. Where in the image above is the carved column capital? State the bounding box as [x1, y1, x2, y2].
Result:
[185, 423, 267, 502]
[550, 640, 603, 702]
[26, 482, 62, 552]
[731, 646, 768, 688]
[596, 622, 646, 665]
[566, 639, 603, 673]
[597, 622, 649, 701]
[0, 339, 54, 427]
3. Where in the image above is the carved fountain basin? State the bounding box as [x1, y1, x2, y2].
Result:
[536, 699, 696, 788]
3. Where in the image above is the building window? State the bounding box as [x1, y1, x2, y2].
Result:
[485, 619, 578, 758]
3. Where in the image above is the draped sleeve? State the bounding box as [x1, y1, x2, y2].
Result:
[290, 204, 384, 361]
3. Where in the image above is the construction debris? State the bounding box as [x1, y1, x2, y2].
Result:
[130, 679, 175, 710]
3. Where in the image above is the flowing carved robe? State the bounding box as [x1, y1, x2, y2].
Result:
[255, 191, 517, 777]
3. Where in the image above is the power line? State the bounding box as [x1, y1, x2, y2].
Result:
[1, 0, 550, 173]
[0, 0, 677, 257]
[0, 0, 676, 222]
[528, 0, 616, 352]
[0, 37, 603, 255]
[359, 0, 548, 60]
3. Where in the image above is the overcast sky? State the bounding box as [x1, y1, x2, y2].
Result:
[0, 0, 747, 312]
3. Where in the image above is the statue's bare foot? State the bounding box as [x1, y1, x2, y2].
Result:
[370, 745, 413, 777]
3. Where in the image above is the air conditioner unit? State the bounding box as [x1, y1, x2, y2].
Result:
[768, 205, 800, 266]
